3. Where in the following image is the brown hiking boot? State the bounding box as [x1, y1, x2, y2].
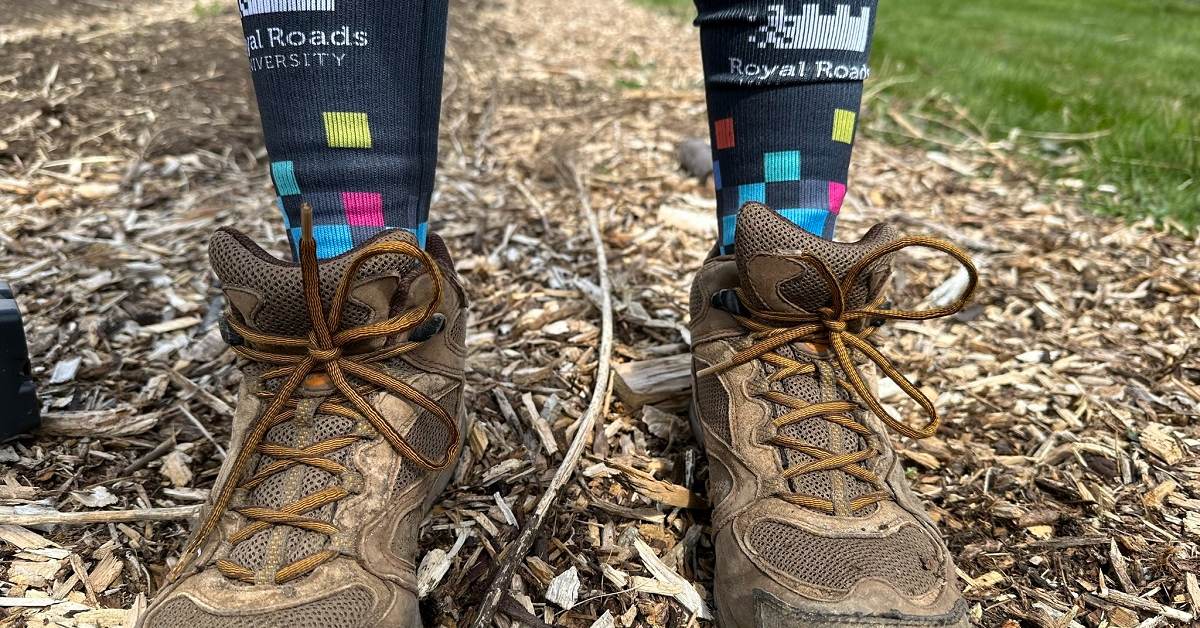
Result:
[141, 211, 469, 628]
[689, 203, 976, 627]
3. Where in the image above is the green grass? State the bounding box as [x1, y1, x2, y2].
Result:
[638, 0, 1200, 228]
[192, 2, 226, 18]
[635, 0, 699, 18]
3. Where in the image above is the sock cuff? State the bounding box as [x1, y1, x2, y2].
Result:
[695, 0, 877, 88]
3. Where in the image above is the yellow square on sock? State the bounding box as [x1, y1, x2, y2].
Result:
[833, 109, 856, 144]
[323, 112, 373, 149]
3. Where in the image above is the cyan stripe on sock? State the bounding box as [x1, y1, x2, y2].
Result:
[404, 222, 429, 248]
[271, 161, 301, 196]
[291, 225, 354, 259]
[763, 151, 801, 182]
[776, 208, 829, 237]
[738, 183, 766, 206]
[720, 214, 737, 250]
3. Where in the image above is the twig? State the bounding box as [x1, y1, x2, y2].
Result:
[0, 505, 201, 526]
[468, 167, 615, 627]
[178, 403, 227, 460]
[119, 432, 177, 475]
[1093, 590, 1193, 623]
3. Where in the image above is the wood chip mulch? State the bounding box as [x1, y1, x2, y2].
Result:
[1, 1, 1197, 626]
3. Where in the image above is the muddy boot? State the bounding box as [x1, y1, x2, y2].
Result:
[689, 203, 976, 627]
[141, 210, 469, 628]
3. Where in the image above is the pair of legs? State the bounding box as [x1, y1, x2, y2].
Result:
[238, 0, 878, 257]
[142, 3, 977, 626]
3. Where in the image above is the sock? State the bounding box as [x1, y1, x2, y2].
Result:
[694, 0, 878, 251]
[238, 0, 449, 258]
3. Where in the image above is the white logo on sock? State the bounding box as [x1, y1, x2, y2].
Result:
[748, 4, 871, 53]
[239, 0, 336, 17]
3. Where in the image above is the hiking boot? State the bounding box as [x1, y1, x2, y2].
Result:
[689, 203, 976, 627]
[141, 210, 469, 628]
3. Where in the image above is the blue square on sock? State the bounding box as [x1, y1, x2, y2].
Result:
[271, 161, 301, 196]
[776, 208, 829, 237]
[713, 160, 722, 191]
[403, 223, 429, 248]
[721, 214, 738, 248]
[738, 183, 766, 207]
[764, 151, 801, 183]
[291, 225, 354, 259]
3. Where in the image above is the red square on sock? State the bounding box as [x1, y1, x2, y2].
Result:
[342, 192, 385, 227]
[714, 118, 735, 150]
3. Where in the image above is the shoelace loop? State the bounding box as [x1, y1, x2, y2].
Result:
[169, 207, 460, 584]
[699, 236, 978, 513]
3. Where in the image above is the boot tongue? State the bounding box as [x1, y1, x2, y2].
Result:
[209, 228, 421, 336]
[733, 203, 897, 314]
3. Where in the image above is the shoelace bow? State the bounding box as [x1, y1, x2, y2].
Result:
[698, 236, 977, 514]
[169, 208, 460, 584]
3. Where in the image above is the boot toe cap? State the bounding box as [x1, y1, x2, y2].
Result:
[142, 585, 384, 628]
[139, 564, 421, 628]
[752, 586, 970, 628]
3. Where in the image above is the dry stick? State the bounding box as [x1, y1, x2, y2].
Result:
[119, 432, 177, 475]
[178, 403, 227, 460]
[469, 169, 615, 627]
[0, 505, 200, 526]
[1093, 590, 1193, 624]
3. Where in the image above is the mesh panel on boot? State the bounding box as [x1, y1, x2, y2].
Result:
[394, 390, 459, 491]
[229, 420, 300, 570]
[773, 365, 832, 504]
[733, 203, 896, 312]
[693, 359, 732, 444]
[447, 310, 467, 349]
[209, 228, 419, 336]
[771, 346, 879, 514]
[280, 415, 357, 568]
[149, 587, 376, 628]
[689, 278, 707, 320]
[749, 521, 941, 596]
[229, 415, 357, 573]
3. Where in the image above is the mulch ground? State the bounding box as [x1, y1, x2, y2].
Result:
[1, 1, 1198, 627]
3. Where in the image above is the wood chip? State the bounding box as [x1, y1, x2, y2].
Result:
[613, 354, 692, 411]
[631, 535, 711, 620]
[159, 450, 193, 488]
[545, 565, 581, 609]
[611, 462, 704, 509]
[4, 1, 1199, 625]
[1138, 423, 1186, 465]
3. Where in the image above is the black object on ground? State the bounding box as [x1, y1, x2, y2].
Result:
[0, 281, 39, 439]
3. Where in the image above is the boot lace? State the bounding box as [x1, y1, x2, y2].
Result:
[170, 207, 460, 584]
[698, 236, 977, 514]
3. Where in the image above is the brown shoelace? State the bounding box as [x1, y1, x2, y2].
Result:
[698, 236, 977, 514]
[169, 207, 460, 584]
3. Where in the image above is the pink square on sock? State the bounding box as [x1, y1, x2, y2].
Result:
[829, 182, 847, 214]
[342, 192, 384, 227]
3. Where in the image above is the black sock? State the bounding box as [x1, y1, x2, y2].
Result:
[238, 0, 449, 257]
[694, 0, 878, 251]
